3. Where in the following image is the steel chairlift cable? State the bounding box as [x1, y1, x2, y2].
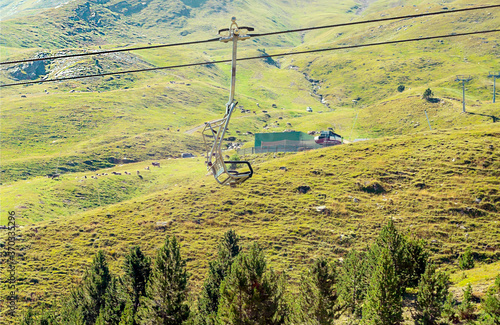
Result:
[0, 4, 498, 66]
[0, 38, 221, 66]
[1, 29, 499, 88]
[248, 4, 500, 37]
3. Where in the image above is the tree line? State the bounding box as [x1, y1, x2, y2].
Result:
[21, 220, 500, 324]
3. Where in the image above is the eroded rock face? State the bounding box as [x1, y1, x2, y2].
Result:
[9, 53, 50, 81]
[107, 0, 151, 16]
[74, 2, 92, 21]
[70, 2, 104, 26]
[257, 49, 280, 68]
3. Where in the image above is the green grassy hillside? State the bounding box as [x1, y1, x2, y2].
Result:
[1, 0, 500, 321]
[1, 124, 499, 318]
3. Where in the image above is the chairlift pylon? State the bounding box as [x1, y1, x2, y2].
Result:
[202, 18, 254, 187]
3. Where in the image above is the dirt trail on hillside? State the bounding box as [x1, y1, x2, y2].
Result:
[185, 124, 205, 135]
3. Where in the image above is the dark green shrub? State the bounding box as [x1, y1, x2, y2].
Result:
[458, 283, 476, 321]
[458, 247, 475, 270]
[415, 263, 449, 325]
[423, 88, 434, 100]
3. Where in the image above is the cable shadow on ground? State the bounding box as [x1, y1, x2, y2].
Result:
[466, 111, 499, 123]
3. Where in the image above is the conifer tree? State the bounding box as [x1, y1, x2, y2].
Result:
[415, 263, 449, 324]
[458, 283, 476, 321]
[423, 88, 434, 101]
[481, 275, 500, 323]
[119, 299, 136, 325]
[217, 242, 288, 324]
[123, 245, 151, 319]
[297, 257, 342, 324]
[339, 249, 368, 318]
[406, 236, 429, 288]
[136, 236, 190, 325]
[370, 219, 427, 292]
[363, 248, 403, 325]
[371, 219, 409, 290]
[97, 276, 127, 324]
[60, 288, 86, 324]
[441, 292, 458, 324]
[61, 250, 111, 324]
[458, 247, 475, 270]
[196, 230, 241, 325]
[82, 250, 113, 324]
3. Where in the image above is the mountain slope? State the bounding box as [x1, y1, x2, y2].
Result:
[1, 0, 500, 320]
[2, 124, 499, 315]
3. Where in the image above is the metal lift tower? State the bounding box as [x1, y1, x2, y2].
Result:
[488, 71, 500, 103]
[455, 75, 472, 113]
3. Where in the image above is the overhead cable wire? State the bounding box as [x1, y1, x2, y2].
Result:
[0, 37, 221, 66]
[1, 29, 498, 88]
[1, 4, 498, 66]
[248, 4, 500, 37]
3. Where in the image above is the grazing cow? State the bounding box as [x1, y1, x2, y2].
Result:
[145, 166, 150, 170]
[152, 162, 160, 167]
[137, 171, 140, 175]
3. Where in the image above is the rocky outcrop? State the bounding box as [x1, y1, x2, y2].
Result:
[70, 2, 104, 26]
[74, 2, 92, 20]
[257, 49, 280, 68]
[107, 0, 150, 16]
[9, 53, 50, 81]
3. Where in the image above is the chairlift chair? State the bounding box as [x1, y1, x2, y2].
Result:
[202, 18, 254, 187]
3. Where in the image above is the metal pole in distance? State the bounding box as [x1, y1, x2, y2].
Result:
[424, 110, 432, 130]
[455, 75, 472, 113]
[462, 80, 466, 112]
[489, 72, 500, 103]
